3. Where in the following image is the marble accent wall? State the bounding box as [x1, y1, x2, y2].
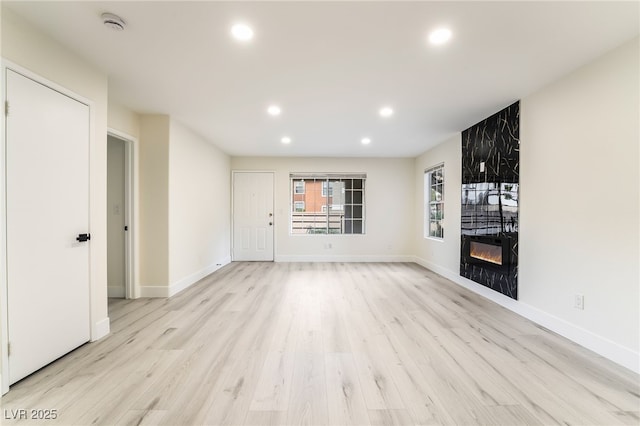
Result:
[460, 101, 520, 299]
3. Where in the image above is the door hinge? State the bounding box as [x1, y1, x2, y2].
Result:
[7, 342, 11, 357]
[4, 100, 8, 117]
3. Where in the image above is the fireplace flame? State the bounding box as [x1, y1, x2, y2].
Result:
[470, 241, 503, 265]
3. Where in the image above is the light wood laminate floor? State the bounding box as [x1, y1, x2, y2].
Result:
[1, 262, 638, 425]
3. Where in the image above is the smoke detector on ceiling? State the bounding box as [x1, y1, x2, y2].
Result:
[101, 13, 126, 31]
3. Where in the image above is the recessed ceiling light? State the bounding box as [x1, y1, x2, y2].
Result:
[267, 105, 281, 116]
[281, 136, 291, 144]
[361, 138, 371, 145]
[379, 107, 394, 118]
[429, 28, 452, 45]
[231, 23, 254, 41]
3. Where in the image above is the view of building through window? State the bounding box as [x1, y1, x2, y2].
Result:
[290, 174, 365, 234]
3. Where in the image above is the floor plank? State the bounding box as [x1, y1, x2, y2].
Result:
[325, 352, 371, 426]
[0, 262, 638, 426]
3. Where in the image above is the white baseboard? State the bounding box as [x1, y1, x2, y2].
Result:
[91, 317, 110, 342]
[168, 256, 232, 297]
[412, 256, 640, 374]
[139, 256, 232, 298]
[138, 285, 170, 298]
[275, 254, 414, 263]
[107, 286, 125, 298]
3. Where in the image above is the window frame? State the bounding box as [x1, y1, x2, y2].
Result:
[321, 181, 334, 198]
[425, 164, 445, 240]
[290, 173, 366, 236]
[294, 180, 305, 195]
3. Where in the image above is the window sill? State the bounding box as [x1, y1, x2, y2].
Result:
[290, 233, 366, 237]
[425, 236, 445, 242]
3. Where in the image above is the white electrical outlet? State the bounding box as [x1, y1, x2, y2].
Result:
[574, 294, 584, 310]
[480, 162, 485, 173]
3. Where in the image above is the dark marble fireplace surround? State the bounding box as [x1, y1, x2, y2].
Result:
[460, 101, 519, 299]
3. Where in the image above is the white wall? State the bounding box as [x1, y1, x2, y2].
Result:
[108, 100, 140, 140]
[1, 7, 109, 343]
[139, 115, 170, 291]
[230, 157, 415, 261]
[413, 38, 639, 372]
[168, 119, 231, 293]
[414, 134, 461, 272]
[519, 38, 639, 366]
[137, 116, 231, 297]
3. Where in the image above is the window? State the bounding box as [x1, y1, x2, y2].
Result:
[425, 164, 444, 239]
[321, 181, 333, 197]
[290, 173, 366, 235]
[294, 180, 305, 194]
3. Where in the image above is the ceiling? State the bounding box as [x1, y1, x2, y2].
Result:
[4, 1, 639, 158]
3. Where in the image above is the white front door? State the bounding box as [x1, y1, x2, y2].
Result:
[5, 69, 91, 384]
[233, 172, 274, 261]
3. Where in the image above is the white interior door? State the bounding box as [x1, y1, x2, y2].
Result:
[6, 69, 90, 384]
[233, 172, 274, 261]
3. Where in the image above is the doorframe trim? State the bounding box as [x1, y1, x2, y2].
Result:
[231, 170, 276, 261]
[0, 60, 95, 394]
[107, 129, 139, 299]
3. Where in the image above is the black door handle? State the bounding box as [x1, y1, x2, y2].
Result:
[76, 233, 91, 242]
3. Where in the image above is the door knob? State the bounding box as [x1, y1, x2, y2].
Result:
[76, 233, 91, 242]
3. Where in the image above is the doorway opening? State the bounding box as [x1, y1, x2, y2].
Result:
[107, 131, 135, 299]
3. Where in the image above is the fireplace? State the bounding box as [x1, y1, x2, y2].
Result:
[462, 235, 511, 270]
[460, 101, 519, 300]
[460, 233, 517, 299]
[470, 240, 502, 265]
